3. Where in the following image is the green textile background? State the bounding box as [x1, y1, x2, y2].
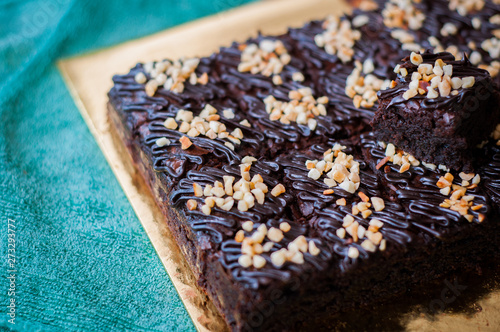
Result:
[0, 0, 254, 331]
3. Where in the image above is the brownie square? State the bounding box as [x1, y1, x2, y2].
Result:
[372, 51, 500, 171]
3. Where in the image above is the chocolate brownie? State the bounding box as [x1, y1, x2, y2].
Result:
[372, 51, 500, 171]
[107, 0, 500, 330]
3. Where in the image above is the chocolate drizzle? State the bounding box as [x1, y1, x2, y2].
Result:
[108, 0, 500, 293]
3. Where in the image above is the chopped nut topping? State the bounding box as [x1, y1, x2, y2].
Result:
[345, 60, 390, 109]
[138, 58, 207, 95]
[233, 228, 318, 269]
[235, 230, 245, 243]
[201, 204, 211, 215]
[369, 218, 384, 230]
[267, 227, 284, 242]
[361, 210, 372, 219]
[239, 119, 252, 127]
[238, 39, 291, 80]
[292, 72, 305, 82]
[272, 75, 283, 85]
[193, 183, 203, 197]
[186, 199, 198, 211]
[459, 172, 474, 181]
[440, 23, 458, 37]
[449, 0, 485, 16]
[270, 249, 286, 267]
[437, 171, 483, 222]
[491, 14, 500, 25]
[462, 76, 475, 88]
[155, 137, 171, 147]
[352, 14, 370, 28]
[371, 197, 385, 211]
[380, 141, 420, 173]
[343, 214, 355, 227]
[336, 228, 346, 239]
[309, 241, 320, 256]
[222, 109, 235, 119]
[242, 221, 254, 232]
[238, 254, 252, 268]
[395, 55, 476, 101]
[361, 239, 377, 252]
[333, 198, 345, 207]
[164, 118, 178, 130]
[382, 0, 426, 30]
[192, 162, 284, 216]
[264, 89, 328, 128]
[410, 52, 423, 65]
[280, 222, 291, 232]
[358, 192, 369, 202]
[305, 144, 361, 194]
[134, 72, 147, 84]
[145, 80, 159, 97]
[391, 29, 416, 44]
[315, 16, 361, 63]
[252, 255, 266, 269]
[347, 246, 359, 259]
[167, 105, 248, 150]
[479, 60, 500, 78]
[271, 184, 286, 197]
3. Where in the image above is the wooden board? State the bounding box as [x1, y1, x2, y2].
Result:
[57, 0, 500, 330]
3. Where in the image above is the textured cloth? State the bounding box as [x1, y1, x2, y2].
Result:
[0, 0, 253, 331]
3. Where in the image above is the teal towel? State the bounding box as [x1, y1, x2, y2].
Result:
[0, 0, 254, 331]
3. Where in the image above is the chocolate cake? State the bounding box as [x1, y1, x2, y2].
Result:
[107, 0, 500, 330]
[372, 51, 500, 171]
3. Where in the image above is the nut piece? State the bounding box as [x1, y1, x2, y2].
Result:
[271, 184, 286, 197]
[358, 192, 370, 202]
[336, 228, 346, 239]
[410, 52, 423, 65]
[361, 239, 377, 252]
[462, 76, 475, 88]
[361, 210, 372, 219]
[271, 249, 287, 267]
[201, 204, 211, 215]
[145, 80, 158, 97]
[235, 230, 245, 242]
[347, 246, 359, 259]
[309, 241, 320, 256]
[370, 197, 385, 212]
[267, 227, 284, 243]
[164, 118, 178, 130]
[238, 254, 252, 268]
[193, 183, 203, 197]
[135, 72, 147, 84]
[253, 255, 266, 269]
[292, 72, 305, 82]
[242, 221, 254, 232]
[156, 137, 171, 147]
[279, 222, 291, 232]
[186, 199, 198, 210]
[179, 136, 193, 150]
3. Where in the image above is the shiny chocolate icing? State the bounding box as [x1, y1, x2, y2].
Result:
[108, 0, 500, 291]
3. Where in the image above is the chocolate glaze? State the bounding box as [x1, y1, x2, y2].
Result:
[107, 0, 500, 329]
